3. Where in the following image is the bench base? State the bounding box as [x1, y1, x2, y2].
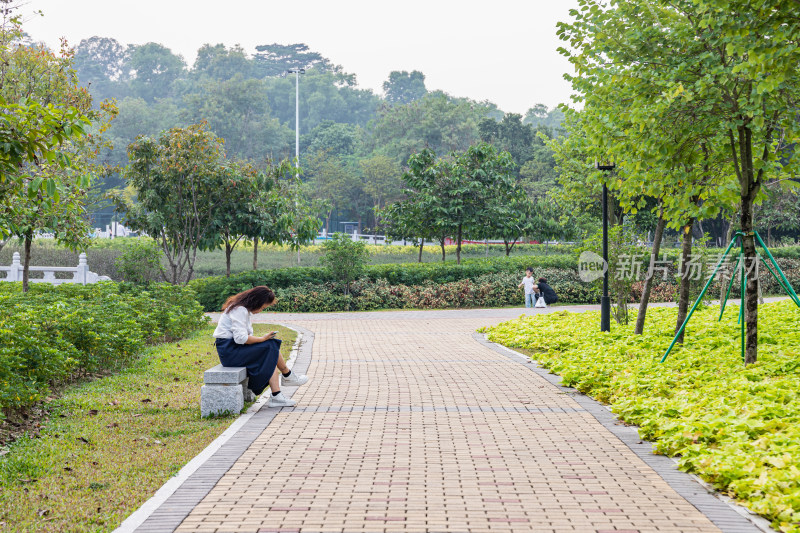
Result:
[200, 384, 244, 418]
[201, 364, 260, 417]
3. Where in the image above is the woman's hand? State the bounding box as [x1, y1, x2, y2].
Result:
[245, 332, 277, 344]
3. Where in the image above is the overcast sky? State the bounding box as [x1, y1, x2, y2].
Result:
[23, 0, 579, 115]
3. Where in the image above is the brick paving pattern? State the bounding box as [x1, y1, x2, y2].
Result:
[167, 312, 742, 533]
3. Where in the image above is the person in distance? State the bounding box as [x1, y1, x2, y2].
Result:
[534, 277, 559, 306]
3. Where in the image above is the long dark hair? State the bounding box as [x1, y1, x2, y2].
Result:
[222, 286, 276, 313]
[538, 278, 548, 284]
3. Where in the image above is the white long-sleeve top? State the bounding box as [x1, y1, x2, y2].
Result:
[212, 306, 253, 345]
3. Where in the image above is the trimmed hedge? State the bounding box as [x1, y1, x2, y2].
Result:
[189, 255, 578, 311]
[0, 282, 207, 416]
[266, 271, 602, 313]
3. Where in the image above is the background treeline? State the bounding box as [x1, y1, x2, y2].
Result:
[73, 38, 566, 233]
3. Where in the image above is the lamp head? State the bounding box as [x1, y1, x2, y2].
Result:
[594, 158, 616, 171]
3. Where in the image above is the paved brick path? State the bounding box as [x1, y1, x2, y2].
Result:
[128, 306, 767, 533]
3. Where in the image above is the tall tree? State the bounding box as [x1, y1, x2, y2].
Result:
[383, 70, 427, 105]
[756, 181, 800, 246]
[72, 36, 129, 102]
[253, 43, 332, 78]
[360, 154, 403, 228]
[4, 172, 92, 292]
[304, 150, 360, 234]
[125, 42, 186, 102]
[523, 104, 565, 132]
[302, 120, 362, 158]
[0, 23, 113, 290]
[122, 123, 229, 284]
[380, 149, 452, 262]
[193, 43, 252, 81]
[369, 92, 486, 165]
[479, 113, 534, 170]
[205, 159, 319, 276]
[263, 68, 379, 130]
[403, 143, 516, 264]
[203, 161, 263, 278]
[558, 0, 800, 361]
[183, 75, 291, 160]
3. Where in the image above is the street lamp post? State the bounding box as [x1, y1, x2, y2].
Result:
[286, 68, 305, 263]
[286, 68, 305, 175]
[596, 161, 616, 332]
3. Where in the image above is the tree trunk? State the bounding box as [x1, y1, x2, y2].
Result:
[418, 240, 424, 263]
[226, 241, 232, 278]
[22, 231, 32, 293]
[741, 196, 759, 365]
[675, 219, 695, 344]
[253, 237, 259, 270]
[186, 256, 196, 285]
[634, 212, 666, 335]
[733, 123, 764, 365]
[440, 239, 446, 262]
[456, 224, 463, 265]
[504, 240, 511, 256]
[161, 236, 177, 284]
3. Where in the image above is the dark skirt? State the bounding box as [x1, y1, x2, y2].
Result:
[215, 337, 282, 395]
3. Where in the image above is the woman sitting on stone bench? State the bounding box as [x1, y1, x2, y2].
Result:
[212, 286, 308, 408]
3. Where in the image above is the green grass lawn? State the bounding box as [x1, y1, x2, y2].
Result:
[191, 242, 573, 277]
[0, 323, 296, 533]
[0, 239, 575, 281]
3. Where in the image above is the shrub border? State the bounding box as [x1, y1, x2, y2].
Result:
[472, 332, 773, 533]
[113, 324, 312, 533]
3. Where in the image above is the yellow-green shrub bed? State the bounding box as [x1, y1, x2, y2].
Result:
[484, 300, 800, 532]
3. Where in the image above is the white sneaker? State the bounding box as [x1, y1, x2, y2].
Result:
[281, 372, 309, 386]
[267, 391, 295, 408]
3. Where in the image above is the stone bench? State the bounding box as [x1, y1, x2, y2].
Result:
[201, 365, 257, 418]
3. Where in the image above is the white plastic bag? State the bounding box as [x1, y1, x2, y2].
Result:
[535, 296, 547, 308]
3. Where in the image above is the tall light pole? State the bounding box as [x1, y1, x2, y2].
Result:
[287, 68, 305, 175]
[286, 68, 305, 263]
[596, 160, 615, 332]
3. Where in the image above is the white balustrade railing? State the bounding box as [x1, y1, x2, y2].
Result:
[0, 252, 111, 285]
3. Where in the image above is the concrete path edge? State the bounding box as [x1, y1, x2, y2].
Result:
[473, 332, 776, 533]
